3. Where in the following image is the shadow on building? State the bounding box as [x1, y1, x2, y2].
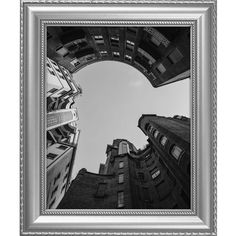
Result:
[57, 115, 190, 209]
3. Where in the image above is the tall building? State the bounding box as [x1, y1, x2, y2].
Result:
[46, 118, 80, 209]
[57, 115, 190, 209]
[47, 26, 190, 88]
[138, 114, 191, 208]
[46, 58, 82, 209]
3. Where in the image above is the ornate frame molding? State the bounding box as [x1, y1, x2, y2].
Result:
[20, 0, 217, 235]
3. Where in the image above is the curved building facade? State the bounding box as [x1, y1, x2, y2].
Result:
[47, 26, 190, 88]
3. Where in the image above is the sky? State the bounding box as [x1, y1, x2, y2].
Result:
[71, 61, 190, 179]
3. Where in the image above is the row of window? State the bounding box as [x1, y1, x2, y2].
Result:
[145, 123, 184, 161]
[137, 166, 161, 184]
[70, 54, 96, 67]
[49, 171, 68, 209]
[155, 48, 184, 75]
[47, 144, 69, 160]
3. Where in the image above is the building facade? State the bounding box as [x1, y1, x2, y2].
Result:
[46, 58, 82, 209]
[57, 115, 190, 209]
[46, 57, 82, 112]
[47, 26, 190, 88]
[46, 120, 80, 209]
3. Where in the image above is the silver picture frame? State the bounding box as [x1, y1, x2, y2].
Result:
[20, 0, 217, 235]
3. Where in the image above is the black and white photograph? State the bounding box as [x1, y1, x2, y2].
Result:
[46, 26, 191, 210]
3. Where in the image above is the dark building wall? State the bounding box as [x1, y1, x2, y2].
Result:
[138, 114, 191, 207]
[58, 169, 117, 209]
[58, 122, 191, 210]
[47, 26, 190, 88]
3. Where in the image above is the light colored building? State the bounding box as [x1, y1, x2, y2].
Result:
[46, 142, 77, 209]
[47, 108, 79, 131]
[46, 58, 72, 98]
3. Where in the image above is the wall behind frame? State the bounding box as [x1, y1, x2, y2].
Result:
[0, 0, 235, 236]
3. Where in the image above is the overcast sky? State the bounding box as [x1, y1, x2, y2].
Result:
[71, 61, 190, 179]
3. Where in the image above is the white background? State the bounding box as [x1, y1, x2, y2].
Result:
[0, 0, 234, 235]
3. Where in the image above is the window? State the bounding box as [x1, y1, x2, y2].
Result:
[86, 55, 94, 61]
[100, 50, 107, 56]
[51, 185, 58, 198]
[65, 162, 70, 171]
[51, 60, 58, 66]
[53, 172, 61, 185]
[54, 67, 61, 73]
[117, 191, 124, 208]
[118, 141, 129, 155]
[150, 167, 161, 179]
[63, 173, 68, 182]
[156, 63, 166, 74]
[125, 55, 132, 61]
[160, 136, 168, 146]
[56, 46, 69, 57]
[70, 58, 80, 67]
[126, 40, 134, 46]
[57, 145, 68, 150]
[95, 183, 107, 197]
[46, 62, 51, 68]
[153, 129, 159, 139]
[118, 173, 124, 184]
[49, 197, 56, 209]
[137, 48, 155, 65]
[113, 51, 120, 58]
[47, 153, 57, 160]
[48, 68, 55, 76]
[168, 48, 183, 64]
[94, 35, 104, 45]
[119, 161, 124, 169]
[150, 36, 161, 46]
[94, 35, 103, 39]
[61, 183, 66, 193]
[122, 143, 128, 153]
[126, 40, 135, 51]
[110, 36, 119, 46]
[138, 172, 145, 183]
[149, 125, 154, 133]
[171, 145, 183, 160]
[145, 154, 152, 162]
